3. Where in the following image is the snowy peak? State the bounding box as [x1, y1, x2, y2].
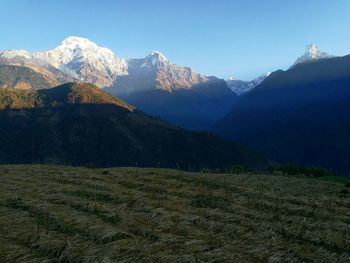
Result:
[118, 51, 209, 94]
[292, 44, 333, 67]
[31, 36, 128, 87]
[149, 50, 168, 62]
[141, 50, 169, 68]
[55, 36, 116, 60]
[302, 44, 332, 60]
[60, 36, 99, 50]
[226, 72, 271, 95]
[0, 36, 128, 88]
[306, 44, 322, 58]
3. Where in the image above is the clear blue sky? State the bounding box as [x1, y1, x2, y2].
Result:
[1, 0, 350, 80]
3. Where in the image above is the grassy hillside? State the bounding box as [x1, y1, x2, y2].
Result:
[0, 82, 134, 110]
[0, 165, 349, 262]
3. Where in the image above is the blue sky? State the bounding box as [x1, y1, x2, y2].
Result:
[1, 0, 350, 80]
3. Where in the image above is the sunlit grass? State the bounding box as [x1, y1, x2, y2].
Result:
[0, 165, 349, 262]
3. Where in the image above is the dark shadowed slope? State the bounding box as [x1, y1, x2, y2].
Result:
[0, 82, 267, 170]
[107, 78, 237, 131]
[215, 55, 350, 174]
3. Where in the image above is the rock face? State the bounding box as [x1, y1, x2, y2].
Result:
[0, 82, 268, 170]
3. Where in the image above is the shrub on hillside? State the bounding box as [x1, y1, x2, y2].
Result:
[268, 164, 332, 177]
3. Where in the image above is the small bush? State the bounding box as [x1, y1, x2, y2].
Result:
[223, 165, 251, 174]
[268, 164, 332, 177]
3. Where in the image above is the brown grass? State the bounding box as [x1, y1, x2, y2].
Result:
[0, 165, 349, 262]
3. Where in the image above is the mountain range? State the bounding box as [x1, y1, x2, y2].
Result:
[1, 37, 349, 173]
[0, 36, 209, 92]
[0, 38, 334, 95]
[0, 37, 234, 130]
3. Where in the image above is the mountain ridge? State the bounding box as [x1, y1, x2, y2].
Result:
[214, 54, 350, 174]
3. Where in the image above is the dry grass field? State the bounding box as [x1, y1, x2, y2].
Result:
[0, 165, 349, 262]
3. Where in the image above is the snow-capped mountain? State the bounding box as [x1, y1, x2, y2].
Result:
[141, 50, 169, 67]
[226, 72, 271, 95]
[291, 44, 334, 68]
[109, 50, 209, 95]
[32, 36, 128, 87]
[0, 37, 128, 87]
[0, 36, 208, 91]
[135, 50, 208, 91]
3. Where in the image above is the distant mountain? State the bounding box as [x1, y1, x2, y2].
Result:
[33, 36, 128, 87]
[215, 54, 350, 174]
[225, 44, 334, 96]
[291, 44, 334, 68]
[0, 82, 267, 170]
[110, 50, 209, 95]
[1, 37, 127, 88]
[226, 72, 271, 95]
